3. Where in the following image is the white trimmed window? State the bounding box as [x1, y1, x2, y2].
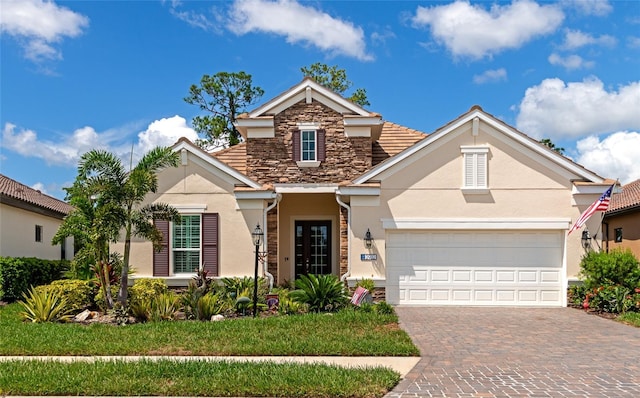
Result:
[301, 130, 317, 161]
[292, 122, 325, 167]
[172, 214, 201, 273]
[461, 146, 488, 191]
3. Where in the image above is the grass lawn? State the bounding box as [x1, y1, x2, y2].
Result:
[617, 312, 640, 327]
[0, 359, 400, 397]
[0, 303, 418, 397]
[0, 303, 418, 356]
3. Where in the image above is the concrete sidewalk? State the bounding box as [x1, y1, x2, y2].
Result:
[0, 355, 420, 377]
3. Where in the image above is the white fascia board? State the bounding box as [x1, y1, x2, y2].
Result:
[249, 79, 369, 117]
[173, 204, 208, 213]
[571, 183, 613, 195]
[234, 117, 274, 128]
[274, 183, 339, 193]
[172, 140, 262, 189]
[234, 191, 277, 200]
[477, 114, 604, 183]
[336, 186, 381, 196]
[381, 218, 571, 230]
[343, 115, 383, 126]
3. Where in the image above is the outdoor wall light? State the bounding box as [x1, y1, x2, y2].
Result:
[251, 223, 263, 317]
[364, 228, 373, 249]
[581, 229, 591, 250]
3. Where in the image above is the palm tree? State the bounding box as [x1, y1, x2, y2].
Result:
[56, 147, 181, 308]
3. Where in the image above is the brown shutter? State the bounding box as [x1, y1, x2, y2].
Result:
[292, 129, 300, 162]
[202, 213, 219, 276]
[153, 219, 169, 276]
[317, 129, 326, 162]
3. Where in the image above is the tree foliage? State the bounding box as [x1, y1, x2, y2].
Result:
[54, 147, 181, 308]
[184, 71, 264, 150]
[540, 138, 565, 155]
[301, 62, 370, 107]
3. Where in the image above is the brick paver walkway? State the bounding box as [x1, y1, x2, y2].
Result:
[386, 307, 640, 397]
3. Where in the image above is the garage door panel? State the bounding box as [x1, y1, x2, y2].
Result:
[387, 230, 564, 306]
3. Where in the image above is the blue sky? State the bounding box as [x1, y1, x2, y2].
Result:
[1, 0, 639, 200]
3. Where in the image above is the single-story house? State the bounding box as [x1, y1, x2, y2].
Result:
[602, 179, 640, 258]
[0, 174, 74, 260]
[123, 77, 611, 307]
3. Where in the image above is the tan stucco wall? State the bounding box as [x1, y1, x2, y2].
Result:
[603, 211, 640, 259]
[115, 154, 262, 280]
[276, 193, 340, 284]
[0, 203, 70, 260]
[348, 119, 600, 282]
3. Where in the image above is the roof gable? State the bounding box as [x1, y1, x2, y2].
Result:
[247, 77, 371, 117]
[354, 106, 605, 184]
[607, 179, 640, 214]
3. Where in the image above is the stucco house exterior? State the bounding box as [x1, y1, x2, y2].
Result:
[602, 179, 640, 258]
[124, 78, 611, 307]
[0, 174, 74, 260]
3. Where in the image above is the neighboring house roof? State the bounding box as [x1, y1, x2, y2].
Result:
[606, 179, 640, 216]
[0, 173, 73, 217]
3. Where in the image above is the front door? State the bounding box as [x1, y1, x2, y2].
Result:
[295, 220, 331, 278]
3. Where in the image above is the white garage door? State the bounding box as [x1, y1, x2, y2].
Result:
[386, 230, 564, 306]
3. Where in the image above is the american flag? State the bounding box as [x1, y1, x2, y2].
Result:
[568, 184, 614, 235]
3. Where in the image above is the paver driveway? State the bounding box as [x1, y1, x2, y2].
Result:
[386, 307, 640, 398]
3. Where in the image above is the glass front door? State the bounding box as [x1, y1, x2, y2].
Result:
[295, 220, 331, 278]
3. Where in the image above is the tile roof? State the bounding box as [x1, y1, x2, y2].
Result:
[607, 179, 640, 214]
[212, 143, 247, 174]
[373, 122, 427, 165]
[0, 174, 73, 216]
[212, 121, 426, 174]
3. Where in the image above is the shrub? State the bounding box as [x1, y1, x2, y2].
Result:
[18, 286, 73, 323]
[289, 274, 348, 312]
[128, 279, 168, 306]
[586, 285, 635, 314]
[94, 285, 119, 312]
[0, 257, 69, 302]
[374, 301, 395, 315]
[150, 291, 179, 322]
[35, 279, 95, 313]
[355, 278, 375, 293]
[579, 249, 640, 290]
[568, 284, 589, 307]
[196, 292, 231, 320]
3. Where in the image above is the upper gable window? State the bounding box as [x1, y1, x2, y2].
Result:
[301, 130, 316, 161]
[461, 146, 489, 193]
[293, 123, 325, 167]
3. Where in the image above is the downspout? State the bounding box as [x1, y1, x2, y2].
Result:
[335, 193, 351, 282]
[263, 193, 281, 290]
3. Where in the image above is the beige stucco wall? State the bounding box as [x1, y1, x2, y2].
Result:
[0, 203, 70, 260]
[348, 118, 601, 283]
[115, 153, 263, 280]
[276, 193, 340, 284]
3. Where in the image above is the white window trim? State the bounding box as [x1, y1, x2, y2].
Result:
[296, 122, 321, 167]
[170, 213, 201, 276]
[461, 146, 489, 193]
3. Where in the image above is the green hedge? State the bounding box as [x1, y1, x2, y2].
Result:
[0, 257, 70, 302]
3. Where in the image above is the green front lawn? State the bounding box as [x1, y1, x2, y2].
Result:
[0, 359, 400, 397]
[0, 303, 418, 356]
[617, 312, 640, 327]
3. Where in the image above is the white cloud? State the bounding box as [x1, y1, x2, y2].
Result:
[516, 77, 640, 139]
[548, 53, 594, 70]
[576, 132, 640, 184]
[169, 5, 221, 34]
[1, 116, 198, 167]
[563, 0, 612, 17]
[0, 0, 89, 62]
[228, 0, 372, 61]
[628, 36, 640, 49]
[411, 0, 563, 59]
[561, 29, 616, 50]
[473, 68, 507, 84]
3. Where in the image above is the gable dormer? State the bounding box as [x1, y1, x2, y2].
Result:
[234, 78, 383, 184]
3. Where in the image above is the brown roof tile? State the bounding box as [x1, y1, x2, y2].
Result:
[607, 179, 640, 214]
[0, 174, 73, 215]
[373, 122, 427, 165]
[212, 143, 247, 174]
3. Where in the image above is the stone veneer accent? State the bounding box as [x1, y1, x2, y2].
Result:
[267, 207, 278, 281]
[339, 206, 348, 277]
[246, 100, 373, 184]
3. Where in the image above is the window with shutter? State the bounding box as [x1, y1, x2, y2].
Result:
[294, 124, 324, 167]
[202, 213, 219, 276]
[153, 219, 170, 276]
[461, 146, 489, 193]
